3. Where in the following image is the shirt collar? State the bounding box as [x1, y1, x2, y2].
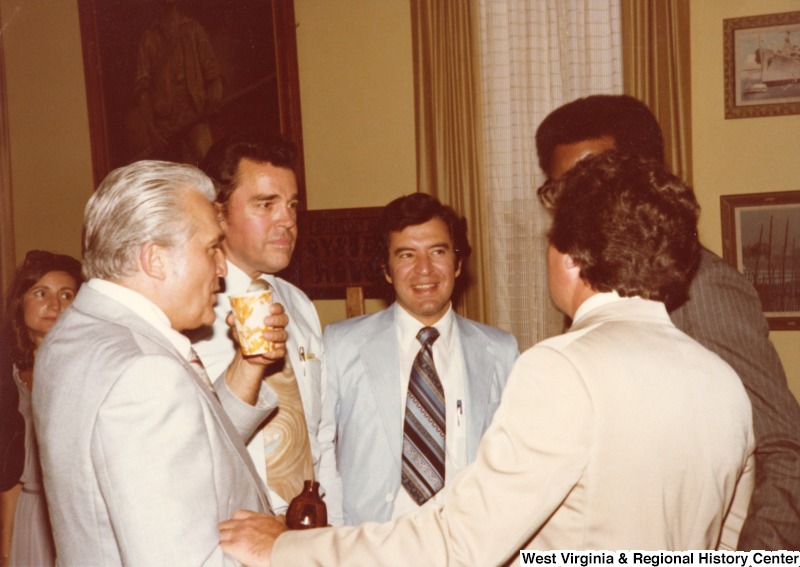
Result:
[225, 261, 280, 299]
[224, 261, 257, 294]
[87, 278, 192, 359]
[395, 302, 455, 352]
[572, 290, 627, 324]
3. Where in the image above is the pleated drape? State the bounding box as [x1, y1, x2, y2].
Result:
[475, 1, 623, 348]
[410, 0, 490, 323]
[621, 0, 693, 183]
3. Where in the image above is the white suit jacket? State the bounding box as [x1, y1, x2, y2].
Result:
[190, 261, 336, 513]
[321, 304, 518, 525]
[274, 297, 756, 566]
[33, 285, 273, 566]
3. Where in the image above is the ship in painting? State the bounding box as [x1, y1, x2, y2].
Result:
[754, 30, 800, 87]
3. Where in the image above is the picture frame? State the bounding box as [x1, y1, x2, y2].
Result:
[720, 191, 800, 330]
[280, 207, 391, 302]
[77, 0, 306, 202]
[723, 10, 800, 119]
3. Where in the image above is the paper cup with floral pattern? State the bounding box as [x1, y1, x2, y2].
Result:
[229, 289, 274, 355]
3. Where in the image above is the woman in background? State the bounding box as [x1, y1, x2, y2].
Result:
[0, 250, 82, 567]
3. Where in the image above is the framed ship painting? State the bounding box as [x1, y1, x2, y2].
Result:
[721, 191, 800, 330]
[724, 10, 800, 119]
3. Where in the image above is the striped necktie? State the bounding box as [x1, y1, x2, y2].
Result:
[401, 326, 445, 505]
[188, 347, 218, 400]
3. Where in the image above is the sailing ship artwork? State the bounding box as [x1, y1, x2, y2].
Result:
[722, 191, 800, 330]
[738, 27, 800, 104]
[724, 11, 800, 118]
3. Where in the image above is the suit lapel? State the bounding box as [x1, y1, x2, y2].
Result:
[77, 287, 223, 408]
[358, 308, 404, 469]
[457, 317, 494, 461]
[74, 286, 269, 511]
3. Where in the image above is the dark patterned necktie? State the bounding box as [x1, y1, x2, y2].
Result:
[401, 326, 445, 505]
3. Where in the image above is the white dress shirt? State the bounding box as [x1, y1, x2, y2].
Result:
[392, 303, 467, 519]
[191, 261, 332, 514]
[88, 279, 191, 356]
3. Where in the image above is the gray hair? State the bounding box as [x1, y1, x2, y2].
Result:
[82, 160, 216, 280]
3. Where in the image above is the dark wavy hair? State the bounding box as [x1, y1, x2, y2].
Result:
[1, 250, 83, 372]
[535, 94, 665, 177]
[541, 152, 700, 309]
[199, 131, 297, 210]
[374, 193, 472, 300]
[378, 193, 472, 266]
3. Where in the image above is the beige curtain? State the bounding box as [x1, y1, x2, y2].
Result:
[410, 0, 490, 323]
[0, 25, 16, 309]
[476, 0, 623, 349]
[621, 0, 692, 183]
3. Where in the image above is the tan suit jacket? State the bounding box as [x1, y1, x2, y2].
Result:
[273, 297, 755, 566]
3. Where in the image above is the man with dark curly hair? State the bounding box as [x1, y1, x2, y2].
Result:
[218, 152, 754, 564]
[536, 95, 800, 551]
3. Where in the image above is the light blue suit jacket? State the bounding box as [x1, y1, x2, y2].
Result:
[322, 304, 518, 525]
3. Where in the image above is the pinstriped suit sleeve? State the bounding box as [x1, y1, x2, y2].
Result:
[669, 249, 800, 550]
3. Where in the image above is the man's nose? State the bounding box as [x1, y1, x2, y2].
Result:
[215, 248, 228, 277]
[415, 255, 432, 274]
[276, 204, 297, 228]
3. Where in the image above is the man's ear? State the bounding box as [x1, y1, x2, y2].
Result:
[382, 263, 393, 285]
[564, 254, 579, 270]
[140, 242, 168, 280]
[454, 258, 462, 279]
[563, 253, 583, 283]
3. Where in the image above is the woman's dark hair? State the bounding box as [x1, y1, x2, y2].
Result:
[1, 250, 83, 372]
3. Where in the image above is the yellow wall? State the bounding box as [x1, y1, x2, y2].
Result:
[690, 0, 800, 400]
[2, 0, 796, 396]
[1, 0, 93, 263]
[294, 0, 415, 325]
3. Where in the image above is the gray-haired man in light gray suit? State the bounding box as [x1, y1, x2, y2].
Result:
[33, 161, 284, 566]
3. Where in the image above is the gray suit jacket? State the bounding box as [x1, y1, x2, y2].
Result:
[33, 286, 272, 566]
[670, 248, 800, 550]
[322, 305, 518, 525]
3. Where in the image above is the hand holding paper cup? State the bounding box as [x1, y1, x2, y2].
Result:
[229, 279, 274, 355]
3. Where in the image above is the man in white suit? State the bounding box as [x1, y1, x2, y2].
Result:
[219, 152, 755, 565]
[33, 161, 285, 566]
[190, 133, 335, 516]
[321, 193, 518, 525]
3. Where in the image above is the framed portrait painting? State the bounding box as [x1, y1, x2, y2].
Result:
[723, 10, 800, 119]
[78, 0, 305, 201]
[720, 191, 800, 330]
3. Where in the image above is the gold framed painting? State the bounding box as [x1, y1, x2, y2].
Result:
[723, 11, 800, 119]
[721, 191, 800, 330]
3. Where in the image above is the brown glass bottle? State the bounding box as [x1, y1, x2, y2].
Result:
[286, 480, 328, 529]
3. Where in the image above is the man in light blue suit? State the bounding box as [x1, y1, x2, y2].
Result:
[321, 193, 518, 525]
